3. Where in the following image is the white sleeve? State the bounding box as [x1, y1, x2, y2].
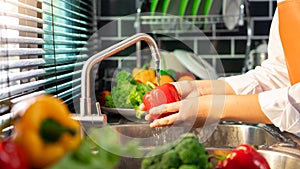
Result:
[259, 82, 300, 134]
[224, 9, 290, 94]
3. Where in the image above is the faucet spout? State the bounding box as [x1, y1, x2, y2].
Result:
[80, 33, 161, 116]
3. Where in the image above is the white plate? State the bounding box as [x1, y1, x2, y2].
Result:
[174, 49, 218, 80]
[223, 0, 242, 30]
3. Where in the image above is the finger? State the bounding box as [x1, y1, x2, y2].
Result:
[139, 103, 146, 111]
[145, 114, 150, 121]
[149, 113, 179, 128]
[149, 101, 181, 115]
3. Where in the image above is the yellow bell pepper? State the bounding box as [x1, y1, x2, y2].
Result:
[132, 67, 156, 84]
[151, 75, 174, 85]
[13, 95, 82, 169]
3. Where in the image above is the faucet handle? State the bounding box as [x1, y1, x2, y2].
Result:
[96, 102, 103, 116]
[96, 102, 107, 125]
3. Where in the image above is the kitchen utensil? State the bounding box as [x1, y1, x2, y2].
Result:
[162, 0, 170, 15]
[150, 0, 159, 15]
[150, 0, 164, 30]
[203, 0, 213, 16]
[223, 0, 243, 30]
[174, 49, 218, 79]
[191, 0, 202, 15]
[192, 0, 206, 28]
[203, 0, 222, 30]
[179, 0, 189, 16]
[246, 43, 268, 70]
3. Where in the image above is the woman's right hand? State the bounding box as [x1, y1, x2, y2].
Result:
[172, 80, 235, 100]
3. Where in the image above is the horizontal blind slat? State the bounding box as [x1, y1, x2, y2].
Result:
[38, 0, 91, 9]
[0, 71, 81, 100]
[42, 1, 90, 20]
[0, 69, 46, 83]
[43, 10, 90, 26]
[44, 48, 87, 55]
[0, 79, 49, 100]
[56, 85, 80, 100]
[42, 0, 91, 14]
[0, 37, 44, 44]
[43, 20, 89, 32]
[11, 91, 46, 104]
[45, 78, 81, 93]
[5, 0, 43, 13]
[0, 11, 43, 24]
[0, 58, 45, 69]
[44, 54, 88, 63]
[0, 48, 45, 56]
[43, 30, 88, 38]
[44, 61, 84, 70]
[0, 24, 44, 34]
[43, 39, 87, 45]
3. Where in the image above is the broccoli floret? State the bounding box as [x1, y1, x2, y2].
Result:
[115, 70, 133, 84]
[179, 165, 199, 169]
[141, 153, 162, 169]
[160, 149, 181, 169]
[105, 70, 154, 118]
[175, 134, 206, 165]
[141, 133, 212, 169]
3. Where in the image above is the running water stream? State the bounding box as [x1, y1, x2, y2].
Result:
[155, 60, 161, 86]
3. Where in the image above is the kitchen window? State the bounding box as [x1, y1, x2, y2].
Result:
[0, 0, 93, 114]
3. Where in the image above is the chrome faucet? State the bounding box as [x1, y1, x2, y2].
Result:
[78, 33, 161, 126]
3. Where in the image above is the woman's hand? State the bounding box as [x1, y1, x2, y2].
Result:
[146, 95, 223, 128]
[172, 80, 235, 100]
[145, 94, 272, 128]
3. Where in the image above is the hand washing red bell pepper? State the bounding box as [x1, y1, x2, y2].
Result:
[142, 83, 181, 111]
[0, 138, 29, 169]
[215, 144, 270, 169]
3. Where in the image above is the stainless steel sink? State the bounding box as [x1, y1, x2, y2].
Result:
[118, 148, 300, 169]
[109, 123, 300, 169]
[111, 123, 281, 148]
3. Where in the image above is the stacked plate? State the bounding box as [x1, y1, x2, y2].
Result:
[149, 0, 222, 30]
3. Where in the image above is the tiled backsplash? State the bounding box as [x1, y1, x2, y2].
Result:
[96, 0, 277, 90]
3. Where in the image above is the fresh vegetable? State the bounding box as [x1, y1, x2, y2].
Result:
[106, 70, 136, 108]
[178, 75, 195, 82]
[132, 66, 176, 85]
[141, 133, 213, 169]
[176, 72, 196, 82]
[0, 138, 29, 169]
[47, 126, 141, 169]
[13, 95, 82, 169]
[142, 83, 181, 111]
[105, 70, 154, 118]
[132, 67, 156, 84]
[98, 90, 111, 107]
[160, 69, 178, 81]
[152, 75, 174, 86]
[215, 144, 270, 169]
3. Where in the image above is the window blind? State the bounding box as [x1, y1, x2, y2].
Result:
[0, 0, 93, 113]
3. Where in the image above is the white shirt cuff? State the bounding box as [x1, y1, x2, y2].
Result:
[224, 74, 263, 94]
[259, 87, 300, 134]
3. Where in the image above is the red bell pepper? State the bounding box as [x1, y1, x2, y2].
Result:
[98, 90, 111, 106]
[215, 144, 270, 169]
[142, 83, 181, 111]
[0, 138, 29, 169]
